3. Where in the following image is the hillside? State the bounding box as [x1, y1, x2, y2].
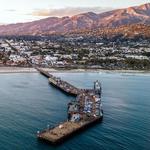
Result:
[66, 24, 150, 38]
[0, 3, 150, 36]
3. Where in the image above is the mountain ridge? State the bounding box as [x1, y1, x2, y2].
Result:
[0, 3, 150, 36]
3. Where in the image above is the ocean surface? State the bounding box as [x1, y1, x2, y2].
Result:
[0, 72, 150, 150]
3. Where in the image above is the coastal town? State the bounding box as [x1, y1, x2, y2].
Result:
[0, 1, 150, 149]
[0, 35, 150, 70]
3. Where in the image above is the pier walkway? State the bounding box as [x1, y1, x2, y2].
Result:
[36, 68, 103, 144]
[37, 68, 79, 96]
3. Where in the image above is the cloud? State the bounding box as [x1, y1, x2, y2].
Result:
[31, 7, 113, 17]
[5, 9, 16, 12]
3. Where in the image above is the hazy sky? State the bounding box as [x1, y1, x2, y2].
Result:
[0, 0, 149, 24]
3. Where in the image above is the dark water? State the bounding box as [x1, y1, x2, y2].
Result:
[0, 72, 150, 150]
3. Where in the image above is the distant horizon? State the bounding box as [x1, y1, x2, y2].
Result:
[0, 0, 150, 24]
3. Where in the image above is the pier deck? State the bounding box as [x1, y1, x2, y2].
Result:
[37, 117, 101, 144]
[36, 68, 103, 145]
[37, 68, 79, 96]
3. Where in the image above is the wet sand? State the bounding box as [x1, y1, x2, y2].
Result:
[0, 67, 37, 73]
[0, 67, 150, 74]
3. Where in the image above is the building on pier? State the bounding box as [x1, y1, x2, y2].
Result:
[67, 81, 103, 123]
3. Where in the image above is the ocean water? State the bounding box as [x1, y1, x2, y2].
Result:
[0, 72, 150, 150]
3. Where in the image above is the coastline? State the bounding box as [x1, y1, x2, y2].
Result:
[0, 67, 150, 74]
[0, 67, 37, 73]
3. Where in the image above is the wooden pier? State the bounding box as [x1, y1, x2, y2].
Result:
[36, 68, 103, 145]
[37, 68, 79, 96]
[37, 117, 102, 144]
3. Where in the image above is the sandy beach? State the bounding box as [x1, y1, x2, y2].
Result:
[0, 67, 38, 73]
[0, 67, 150, 74]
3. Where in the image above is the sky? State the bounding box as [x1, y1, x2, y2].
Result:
[0, 0, 149, 24]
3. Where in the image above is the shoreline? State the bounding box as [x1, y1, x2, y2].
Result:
[0, 67, 150, 74]
[0, 67, 38, 73]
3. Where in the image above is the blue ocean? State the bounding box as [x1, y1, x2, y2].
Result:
[0, 72, 150, 150]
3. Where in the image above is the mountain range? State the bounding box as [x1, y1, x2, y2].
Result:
[0, 3, 150, 36]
